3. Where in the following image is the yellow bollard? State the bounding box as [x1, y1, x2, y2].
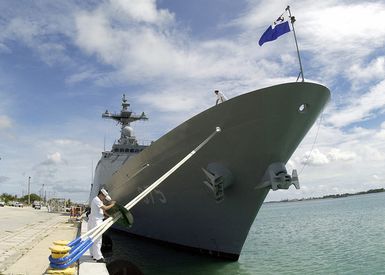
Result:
[46, 267, 76, 274]
[47, 240, 76, 275]
[49, 245, 71, 259]
[53, 240, 70, 246]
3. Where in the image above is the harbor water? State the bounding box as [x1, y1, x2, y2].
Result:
[106, 192, 385, 274]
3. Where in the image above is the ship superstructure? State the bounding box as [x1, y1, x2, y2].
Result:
[88, 95, 148, 202]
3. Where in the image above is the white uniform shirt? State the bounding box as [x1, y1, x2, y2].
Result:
[216, 91, 228, 104]
[90, 196, 104, 221]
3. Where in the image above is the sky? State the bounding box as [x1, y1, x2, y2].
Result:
[0, 0, 384, 203]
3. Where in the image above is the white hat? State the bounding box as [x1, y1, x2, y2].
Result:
[100, 188, 111, 201]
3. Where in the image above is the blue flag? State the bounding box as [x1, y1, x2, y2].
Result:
[259, 15, 291, 46]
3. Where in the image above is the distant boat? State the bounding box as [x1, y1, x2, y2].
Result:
[89, 82, 330, 260]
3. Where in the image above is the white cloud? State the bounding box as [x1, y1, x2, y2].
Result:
[300, 2, 385, 52]
[11, 135, 101, 201]
[271, 112, 385, 201]
[0, 43, 10, 53]
[374, 122, 385, 139]
[355, 145, 385, 162]
[348, 56, 385, 84]
[2, 18, 39, 45]
[0, 2, 79, 68]
[0, 176, 10, 183]
[233, 0, 385, 49]
[111, 0, 174, 24]
[53, 182, 90, 193]
[231, 0, 385, 87]
[36, 152, 67, 167]
[65, 68, 100, 85]
[301, 148, 329, 166]
[326, 80, 385, 127]
[138, 91, 202, 112]
[0, 115, 11, 129]
[73, 2, 189, 83]
[327, 148, 356, 162]
[47, 152, 63, 164]
[72, 0, 296, 91]
[54, 139, 81, 146]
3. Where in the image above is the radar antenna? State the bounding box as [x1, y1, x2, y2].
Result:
[102, 94, 148, 146]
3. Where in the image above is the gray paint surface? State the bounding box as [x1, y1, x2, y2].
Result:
[91, 82, 330, 259]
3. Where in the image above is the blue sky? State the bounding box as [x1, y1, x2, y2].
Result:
[0, 0, 385, 202]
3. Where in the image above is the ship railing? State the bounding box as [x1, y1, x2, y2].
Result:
[112, 139, 153, 147]
[137, 139, 153, 146]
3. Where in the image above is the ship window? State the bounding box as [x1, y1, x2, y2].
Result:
[298, 103, 308, 114]
[130, 149, 135, 153]
[114, 149, 119, 152]
[120, 149, 124, 152]
[125, 149, 129, 152]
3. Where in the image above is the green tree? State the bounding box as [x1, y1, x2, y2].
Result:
[20, 193, 42, 203]
[0, 193, 17, 203]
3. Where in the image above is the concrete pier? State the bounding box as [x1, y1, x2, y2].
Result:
[0, 206, 78, 274]
[78, 219, 109, 275]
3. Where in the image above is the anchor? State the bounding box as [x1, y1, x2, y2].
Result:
[202, 163, 234, 202]
[255, 162, 299, 191]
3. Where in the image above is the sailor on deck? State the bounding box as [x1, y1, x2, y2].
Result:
[88, 188, 115, 263]
[215, 90, 228, 105]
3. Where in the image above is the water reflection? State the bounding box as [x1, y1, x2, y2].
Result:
[105, 229, 247, 275]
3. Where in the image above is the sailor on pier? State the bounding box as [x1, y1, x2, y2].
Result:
[88, 188, 115, 263]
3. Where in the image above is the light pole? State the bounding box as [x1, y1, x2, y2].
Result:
[28, 176, 31, 205]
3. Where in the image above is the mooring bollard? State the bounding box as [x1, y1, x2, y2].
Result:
[46, 241, 76, 275]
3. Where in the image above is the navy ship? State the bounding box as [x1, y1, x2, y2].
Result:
[89, 82, 330, 260]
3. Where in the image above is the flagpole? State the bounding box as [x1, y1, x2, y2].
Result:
[286, 5, 304, 82]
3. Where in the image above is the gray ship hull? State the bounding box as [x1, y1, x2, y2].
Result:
[95, 82, 330, 260]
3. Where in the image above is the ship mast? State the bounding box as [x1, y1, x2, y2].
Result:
[103, 94, 148, 146]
